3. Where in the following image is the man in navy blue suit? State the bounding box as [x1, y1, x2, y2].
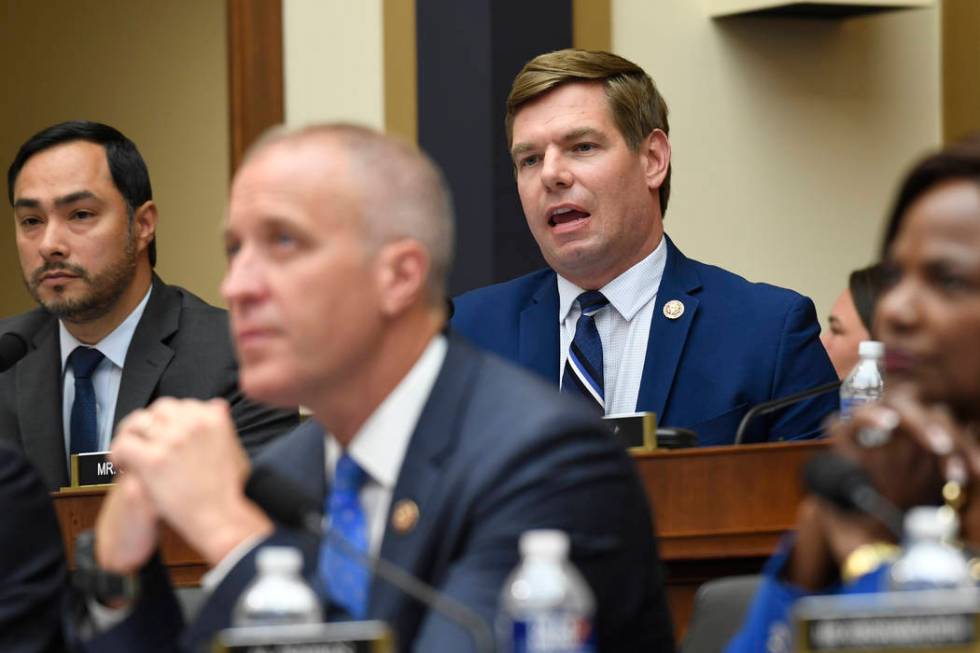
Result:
[84, 125, 675, 651]
[452, 49, 838, 444]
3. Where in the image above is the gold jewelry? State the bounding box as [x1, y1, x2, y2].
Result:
[944, 479, 966, 512]
[841, 542, 900, 583]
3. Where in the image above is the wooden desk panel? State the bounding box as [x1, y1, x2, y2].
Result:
[633, 440, 829, 637]
[51, 487, 207, 587]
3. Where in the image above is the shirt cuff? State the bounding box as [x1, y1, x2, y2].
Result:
[201, 532, 266, 592]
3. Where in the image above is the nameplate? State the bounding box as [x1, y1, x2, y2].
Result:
[795, 588, 980, 652]
[604, 412, 657, 451]
[214, 621, 394, 652]
[69, 451, 118, 488]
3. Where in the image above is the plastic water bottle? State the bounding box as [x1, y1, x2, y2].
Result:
[499, 530, 596, 653]
[840, 340, 885, 419]
[233, 546, 322, 626]
[890, 506, 972, 590]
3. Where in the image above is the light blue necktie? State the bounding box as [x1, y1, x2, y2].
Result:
[68, 346, 105, 455]
[318, 452, 370, 619]
[561, 291, 609, 414]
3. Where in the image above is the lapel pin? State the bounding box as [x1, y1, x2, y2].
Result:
[391, 499, 419, 534]
[663, 299, 685, 320]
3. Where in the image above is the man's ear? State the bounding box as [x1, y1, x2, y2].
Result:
[375, 239, 430, 317]
[642, 129, 671, 191]
[132, 200, 158, 253]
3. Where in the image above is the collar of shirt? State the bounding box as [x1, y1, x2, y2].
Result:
[59, 285, 153, 370]
[325, 333, 449, 494]
[557, 235, 668, 324]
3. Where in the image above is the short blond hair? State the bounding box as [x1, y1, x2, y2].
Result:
[506, 49, 672, 214]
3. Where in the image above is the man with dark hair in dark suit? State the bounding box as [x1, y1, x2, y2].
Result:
[86, 124, 675, 651]
[0, 121, 297, 489]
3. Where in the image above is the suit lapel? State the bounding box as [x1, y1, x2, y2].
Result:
[17, 318, 68, 488]
[113, 276, 177, 427]
[636, 237, 702, 421]
[369, 339, 475, 619]
[518, 273, 560, 383]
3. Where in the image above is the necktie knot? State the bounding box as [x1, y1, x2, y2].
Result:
[577, 290, 609, 316]
[333, 453, 367, 494]
[68, 346, 104, 379]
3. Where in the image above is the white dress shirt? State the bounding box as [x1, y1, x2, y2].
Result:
[324, 334, 447, 556]
[59, 286, 152, 464]
[557, 237, 667, 415]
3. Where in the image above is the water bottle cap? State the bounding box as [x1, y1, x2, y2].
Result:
[520, 529, 569, 558]
[859, 340, 884, 358]
[904, 506, 959, 540]
[256, 546, 303, 574]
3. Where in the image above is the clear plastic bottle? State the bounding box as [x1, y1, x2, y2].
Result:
[840, 340, 885, 419]
[499, 530, 596, 653]
[890, 506, 972, 591]
[232, 546, 322, 626]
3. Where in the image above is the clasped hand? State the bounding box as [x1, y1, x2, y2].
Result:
[95, 398, 272, 574]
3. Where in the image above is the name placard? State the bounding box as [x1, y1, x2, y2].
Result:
[214, 621, 395, 653]
[604, 412, 658, 451]
[69, 451, 118, 488]
[795, 588, 980, 652]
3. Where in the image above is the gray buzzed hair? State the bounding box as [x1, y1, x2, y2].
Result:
[245, 123, 455, 302]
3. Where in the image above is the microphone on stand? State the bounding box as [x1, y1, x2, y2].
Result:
[733, 380, 841, 445]
[803, 452, 904, 538]
[244, 465, 494, 653]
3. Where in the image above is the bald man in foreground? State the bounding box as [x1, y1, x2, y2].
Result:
[83, 125, 675, 652]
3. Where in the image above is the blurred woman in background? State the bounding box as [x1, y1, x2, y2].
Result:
[821, 263, 888, 379]
[727, 135, 980, 653]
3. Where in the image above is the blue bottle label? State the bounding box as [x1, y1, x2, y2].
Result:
[512, 614, 596, 653]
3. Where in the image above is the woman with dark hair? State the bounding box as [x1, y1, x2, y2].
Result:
[727, 135, 980, 652]
[821, 262, 888, 379]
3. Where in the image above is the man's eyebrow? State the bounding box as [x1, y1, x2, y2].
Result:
[511, 127, 605, 158]
[559, 127, 602, 143]
[13, 191, 99, 210]
[511, 142, 535, 157]
[54, 191, 98, 207]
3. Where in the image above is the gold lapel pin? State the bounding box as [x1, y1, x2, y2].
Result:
[663, 299, 685, 320]
[391, 499, 420, 534]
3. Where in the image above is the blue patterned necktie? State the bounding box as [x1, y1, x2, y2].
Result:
[561, 291, 609, 414]
[319, 452, 370, 619]
[68, 346, 105, 455]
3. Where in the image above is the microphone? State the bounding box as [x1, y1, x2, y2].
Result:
[803, 453, 904, 538]
[733, 380, 841, 444]
[0, 332, 28, 373]
[244, 466, 494, 653]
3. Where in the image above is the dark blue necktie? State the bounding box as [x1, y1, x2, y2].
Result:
[68, 346, 105, 455]
[561, 291, 609, 414]
[318, 453, 369, 619]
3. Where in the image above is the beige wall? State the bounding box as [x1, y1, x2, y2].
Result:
[612, 1, 941, 325]
[283, 0, 385, 129]
[0, 0, 229, 316]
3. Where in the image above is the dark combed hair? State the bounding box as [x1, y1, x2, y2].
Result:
[882, 134, 980, 258]
[7, 120, 156, 266]
[848, 262, 888, 333]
